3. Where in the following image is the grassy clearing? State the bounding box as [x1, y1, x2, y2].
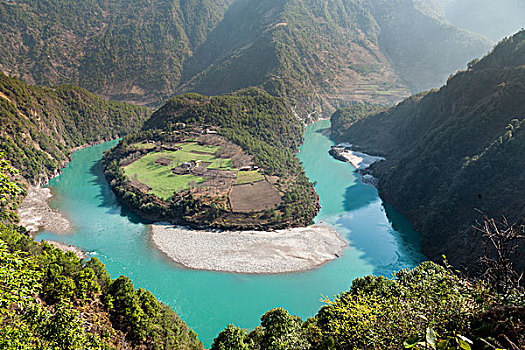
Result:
[177, 142, 219, 154]
[124, 154, 205, 199]
[142, 149, 234, 170]
[123, 144, 235, 199]
[236, 170, 264, 184]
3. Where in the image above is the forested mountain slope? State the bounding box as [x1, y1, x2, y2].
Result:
[0, 73, 148, 184]
[332, 30, 525, 273]
[1, 0, 491, 116]
[0, 0, 234, 104]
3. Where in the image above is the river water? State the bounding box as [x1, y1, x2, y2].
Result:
[37, 120, 425, 346]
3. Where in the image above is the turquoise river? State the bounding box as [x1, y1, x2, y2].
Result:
[37, 120, 426, 346]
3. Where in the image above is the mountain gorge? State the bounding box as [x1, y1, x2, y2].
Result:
[1, 0, 491, 117]
[0, 1, 523, 348]
[332, 30, 525, 273]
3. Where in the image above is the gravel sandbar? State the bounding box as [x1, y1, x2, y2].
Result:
[151, 224, 346, 274]
[43, 240, 87, 259]
[331, 146, 384, 170]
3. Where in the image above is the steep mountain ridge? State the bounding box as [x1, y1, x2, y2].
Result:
[0, 0, 234, 104]
[332, 30, 525, 272]
[1, 0, 491, 117]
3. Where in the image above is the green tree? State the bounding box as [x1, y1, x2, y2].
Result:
[0, 152, 24, 222]
[107, 276, 148, 340]
[259, 308, 308, 350]
[211, 324, 252, 350]
[0, 239, 41, 309]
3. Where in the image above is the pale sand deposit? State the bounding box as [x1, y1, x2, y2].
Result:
[340, 150, 384, 170]
[151, 224, 346, 274]
[18, 186, 72, 234]
[18, 187, 87, 258]
[330, 144, 385, 170]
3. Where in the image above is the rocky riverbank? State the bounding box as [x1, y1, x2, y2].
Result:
[329, 143, 385, 170]
[151, 223, 346, 274]
[18, 187, 89, 259]
[18, 186, 72, 234]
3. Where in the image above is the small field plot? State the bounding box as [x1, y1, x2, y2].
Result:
[173, 143, 235, 170]
[236, 170, 264, 184]
[123, 144, 236, 199]
[123, 153, 205, 200]
[229, 181, 282, 212]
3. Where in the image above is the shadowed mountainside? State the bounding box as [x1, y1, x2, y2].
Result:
[332, 30, 525, 273]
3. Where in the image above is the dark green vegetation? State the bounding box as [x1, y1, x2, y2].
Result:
[0, 225, 203, 349]
[0, 152, 24, 223]
[331, 30, 525, 273]
[329, 103, 383, 141]
[104, 89, 319, 229]
[0, 154, 202, 349]
[0, 73, 148, 184]
[211, 262, 524, 349]
[440, 0, 525, 42]
[1, 0, 490, 116]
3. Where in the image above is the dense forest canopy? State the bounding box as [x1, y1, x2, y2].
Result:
[210, 261, 523, 349]
[331, 30, 525, 274]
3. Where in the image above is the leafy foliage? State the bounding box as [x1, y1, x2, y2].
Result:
[317, 262, 483, 349]
[0, 152, 24, 223]
[0, 224, 204, 350]
[214, 261, 524, 349]
[211, 324, 252, 350]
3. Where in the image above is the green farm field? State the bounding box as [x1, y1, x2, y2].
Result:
[123, 143, 235, 199]
[129, 142, 156, 150]
[236, 170, 264, 184]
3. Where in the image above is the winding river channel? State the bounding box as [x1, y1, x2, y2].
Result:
[36, 120, 426, 346]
